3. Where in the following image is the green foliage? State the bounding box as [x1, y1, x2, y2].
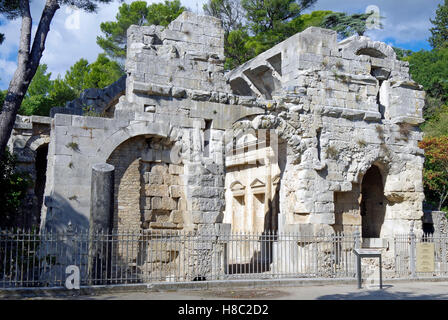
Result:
[422, 105, 448, 137]
[320, 12, 379, 39]
[418, 136, 448, 211]
[241, 0, 317, 35]
[147, 0, 185, 26]
[18, 65, 59, 116]
[49, 77, 77, 107]
[82, 54, 124, 89]
[17, 54, 123, 116]
[223, 10, 332, 69]
[0, 0, 21, 19]
[203, 0, 244, 33]
[224, 28, 255, 69]
[406, 47, 448, 102]
[0, 148, 31, 227]
[82, 105, 106, 117]
[393, 47, 413, 60]
[429, 0, 448, 49]
[97, 0, 185, 61]
[65, 58, 90, 95]
[0, 90, 6, 109]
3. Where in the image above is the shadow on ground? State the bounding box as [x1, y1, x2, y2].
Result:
[317, 287, 448, 300]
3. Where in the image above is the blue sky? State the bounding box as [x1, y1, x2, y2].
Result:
[0, 0, 443, 89]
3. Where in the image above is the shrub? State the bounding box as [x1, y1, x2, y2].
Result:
[0, 149, 31, 227]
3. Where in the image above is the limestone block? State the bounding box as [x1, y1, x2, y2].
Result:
[294, 201, 314, 214]
[341, 213, 361, 225]
[192, 211, 203, 224]
[152, 197, 178, 210]
[309, 213, 335, 225]
[191, 198, 222, 211]
[168, 164, 184, 175]
[169, 210, 183, 224]
[151, 163, 168, 174]
[314, 202, 334, 213]
[164, 174, 182, 185]
[202, 211, 221, 224]
[169, 185, 183, 198]
[145, 184, 169, 197]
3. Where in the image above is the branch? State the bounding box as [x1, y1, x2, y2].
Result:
[29, 0, 60, 72]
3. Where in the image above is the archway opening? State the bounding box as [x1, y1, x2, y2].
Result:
[34, 143, 48, 227]
[360, 165, 386, 238]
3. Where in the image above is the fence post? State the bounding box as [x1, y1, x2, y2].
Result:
[409, 223, 416, 278]
[354, 230, 361, 249]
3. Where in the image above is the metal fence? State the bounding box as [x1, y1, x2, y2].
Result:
[0, 228, 358, 288]
[2, 228, 448, 289]
[394, 232, 448, 278]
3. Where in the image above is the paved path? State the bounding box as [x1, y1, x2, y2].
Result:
[19, 280, 448, 300]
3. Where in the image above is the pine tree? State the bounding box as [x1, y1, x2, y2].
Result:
[429, 0, 448, 49]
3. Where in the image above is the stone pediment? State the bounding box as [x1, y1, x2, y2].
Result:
[250, 178, 265, 188]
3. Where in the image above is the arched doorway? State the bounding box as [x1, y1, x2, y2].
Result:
[32, 143, 48, 228]
[360, 165, 386, 238]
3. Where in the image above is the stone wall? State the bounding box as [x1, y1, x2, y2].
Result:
[40, 12, 264, 234]
[50, 75, 126, 118]
[6, 115, 51, 228]
[3, 11, 428, 280]
[225, 27, 425, 242]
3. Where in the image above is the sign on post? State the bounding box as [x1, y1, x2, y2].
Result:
[416, 242, 435, 273]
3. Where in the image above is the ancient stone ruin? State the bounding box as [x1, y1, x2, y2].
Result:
[8, 12, 428, 276]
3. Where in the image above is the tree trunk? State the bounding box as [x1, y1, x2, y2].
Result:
[0, 0, 59, 156]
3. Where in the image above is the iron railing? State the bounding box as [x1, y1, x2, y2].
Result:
[394, 233, 448, 278]
[2, 228, 448, 288]
[0, 229, 358, 288]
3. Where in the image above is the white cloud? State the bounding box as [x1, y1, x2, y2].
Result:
[0, 0, 207, 88]
[0, 58, 17, 84]
[308, 0, 441, 45]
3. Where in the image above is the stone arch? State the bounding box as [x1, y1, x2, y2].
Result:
[360, 165, 386, 238]
[97, 121, 171, 161]
[18, 135, 51, 228]
[338, 36, 396, 61]
[106, 133, 185, 232]
[28, 136, 51, 152]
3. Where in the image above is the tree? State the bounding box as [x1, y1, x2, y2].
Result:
[418, 136, 448, 211]
[82, 54, 124, 89]
[63, 54, 124, 95]
[18, 64, 54, 116]
[224, 28, 255, 69]
[406, 47, 448, 102]
[393, 47, 413, 60]
[320, 12, 379, 39]
[64, 58, 91, 96]
[0, 0, 114, 158]
[429, 0, 448, 49]
[17, 54, 123, 117]
[97, 0, 185, 62]
[0, 148, 30, 227]
[0, 90, 6, 107]
[241, 0, 317, 35]
[223, 10, 332, 69]
[203, 0, 244, 33]
[422, 105, 448, 137]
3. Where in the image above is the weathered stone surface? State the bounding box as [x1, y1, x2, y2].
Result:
[8, 12, 423, 252]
